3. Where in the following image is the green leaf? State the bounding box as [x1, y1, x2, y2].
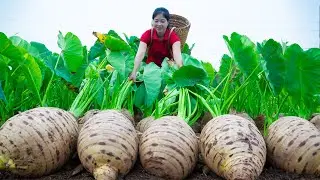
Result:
[70, 46, 89, 86]
[182, 43, 195, 55]
[284, 45, 320, 100]
[0, 54, 10, 81]
[173, 65, 207, 87]
[182, 53, 202, 68]
[0, 33, 23, 61]
[218, 54, 234, 79]
[223, 32, 261, 77]
[161, 59, 174, 82]
[181, 54, 209, 86]
[58, 31, 84, 73]
[107, 52, 134, 81]
[260, 39, 285, 95]
[0, 33, 42, 96]
[14, 40, 49, 84]
[124, 34, 139, 52]
[142, 63, 162, 107]
[134, 83, 146, 108]
[108, 30, 125, 40]
[31, 41, 52, 59]
[88, 41, 106, 61]
[45, 53, 70, 80]
[37, 42, 87, 88]
[104, 35, 131, 52]
[182, 43, 190, 55]
[202, 62, 215, 83]
[22, 53, 42, 92]
[10, 36, 39, 57]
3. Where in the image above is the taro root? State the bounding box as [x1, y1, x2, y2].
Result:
[136, 116, 155, 133]
[310, 115, 320, 130]
[266, 116, 320, 175]
[77, 110, 138, 180]
[139, 116, 198, 179]
[200, 114, 266, 180]
[0, 107, 78, 177]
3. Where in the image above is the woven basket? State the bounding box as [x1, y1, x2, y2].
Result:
[169, 14, 191, 49]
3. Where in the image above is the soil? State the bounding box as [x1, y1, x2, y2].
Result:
[1, 157, 320, 180]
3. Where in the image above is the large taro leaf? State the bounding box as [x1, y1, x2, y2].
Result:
[45, 53, 69, 81]
[173, 65, 207, 87]
[223, 32, 262, 78]
[10, 37, 48, 80]
[0, 33, 22, 61]
[182, 54, 209, 85]
[107, 51, 134, 82]
[31, 42, 52, 56]
[88, 41, 106, 61]
[142, 63, 162, 107]
[160, 59, 175, 85]
[33, 41, 87, 87]
[218, 54, 234, 80]
[104, 35, 131, 52]
[182, 43, 195, 55]
[182, 53, 202, 68]
[124, 34, 139, 53]
[0, 33, 42, 94]
[30, 42, 53, 65]
[30, 42, 55, 80]
[202, 62, 215, 84]
[108, 30, 125, 41]
[259, 39, 285, 95]
[70, 47, 89, 86]
[284, 45, 320, 100]
[21, 53, 42, 93]
[31, 43, 68, 80]
[10, 38, 49, 84]
[10, 36, 39, 57]
[58, 31, 84, 73]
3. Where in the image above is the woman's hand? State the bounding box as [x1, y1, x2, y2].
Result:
[129, 72, 137, 82]
[172, 41, 183, 68]
[130, 41, 147, 82]
[167, 59, 175, 66]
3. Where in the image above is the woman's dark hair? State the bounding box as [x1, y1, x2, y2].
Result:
[152, 7, 170, 21]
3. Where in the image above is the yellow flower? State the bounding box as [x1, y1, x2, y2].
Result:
[92, 31, 106, 43]
[105, 64, 114, 72]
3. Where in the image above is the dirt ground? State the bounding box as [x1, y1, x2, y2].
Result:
[1, 158, 320, 180]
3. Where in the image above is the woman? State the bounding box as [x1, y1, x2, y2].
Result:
[129, 7, 184, 81]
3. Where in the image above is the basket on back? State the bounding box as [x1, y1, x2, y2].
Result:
[169, 14, 191, 50]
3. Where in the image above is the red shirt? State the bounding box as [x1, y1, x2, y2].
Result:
[140, 28, 180, 67]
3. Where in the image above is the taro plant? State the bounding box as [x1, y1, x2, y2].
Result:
[0, 31, 98, 123]
[89, 30, 137, 115]
[133, 62, 163, 116]
[212, 32, 320, 135]
[150, 55, 216, 126]
[0, 32, 44, 123]
[258, 40, 320, 119]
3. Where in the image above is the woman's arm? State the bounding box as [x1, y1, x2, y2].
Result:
[129, 41, 148, 81]
[172, 41, 183, 67]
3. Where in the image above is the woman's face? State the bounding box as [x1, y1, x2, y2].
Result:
[152, 13, 168, 35]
